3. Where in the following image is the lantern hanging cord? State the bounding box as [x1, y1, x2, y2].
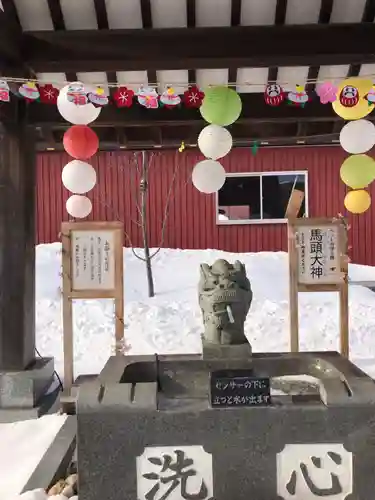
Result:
[2, 73, 375, 89]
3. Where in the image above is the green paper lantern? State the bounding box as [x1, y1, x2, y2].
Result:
[340, 154, 375, 189]
[200, 86, 242, 126]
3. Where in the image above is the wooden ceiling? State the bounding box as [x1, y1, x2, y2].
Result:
[1, 0, 375, 150]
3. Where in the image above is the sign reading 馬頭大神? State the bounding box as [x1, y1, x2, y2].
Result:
[71, 230, 115, 291]
[296, 224, 343, 285]
[288, 217, 349, 357]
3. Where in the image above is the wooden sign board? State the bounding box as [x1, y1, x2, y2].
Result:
[61, 221, 124, 391]
[288, 217, 349, 357]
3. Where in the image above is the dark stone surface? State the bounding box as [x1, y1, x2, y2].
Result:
[0, 357, 60, 423]
[202, 339, 252, 360]
[77, 351, 375, 500]
[0, 380, 60, 423]
[0, 357, 54, 408]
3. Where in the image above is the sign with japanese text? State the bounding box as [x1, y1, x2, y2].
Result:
[288, 217, 349, 356]
[277, 443, 352, 500]
[137, 446, 213, 500]
[61, 221, 124, 391]
[210, 369, 271, 407]
[71, 230, 115, 291]
[136, 442, 353, 500]
[297, 225, 343, 285]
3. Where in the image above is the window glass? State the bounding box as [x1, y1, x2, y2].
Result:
[218, 176, 261, 220]
[217, 173, 307, 223]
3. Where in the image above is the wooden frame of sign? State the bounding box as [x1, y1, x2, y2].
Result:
[61, 221, 124, 392]
[288, 217, 349, 357]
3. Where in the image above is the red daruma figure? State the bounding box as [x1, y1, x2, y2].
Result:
[339, 85, 359, 107]
[264, 84, 285, 106]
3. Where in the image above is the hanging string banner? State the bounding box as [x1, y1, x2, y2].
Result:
[2, 76, 375, 111]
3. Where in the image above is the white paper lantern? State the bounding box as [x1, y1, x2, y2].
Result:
[198, 124, 233, 159]
[192, 159, 226, 194]
[340, 119, 375, 154]
[62, 160, 97, 194]
[57, 83, 101, 125]
[66, 195, 92, 218]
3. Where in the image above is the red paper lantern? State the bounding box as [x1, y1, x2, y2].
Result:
[63, 125, 99, 160]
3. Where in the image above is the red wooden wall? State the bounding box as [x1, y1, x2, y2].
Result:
[36, 146, 375, 265]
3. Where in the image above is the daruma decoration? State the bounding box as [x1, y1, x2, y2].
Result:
[339, 120, 375, 154]
[340, 154, 375, 189]
[344, 190, 371, 214]
[63, 125, 99, 160]
[62, 160, 97, 194]
[198, 124, 233, 160]
[200, 86, 242, 126]
[192, 159, 226, 194]
[332, 78, 374, 120]
[66, 194, 92, 218]
[57, 82, 101, 125]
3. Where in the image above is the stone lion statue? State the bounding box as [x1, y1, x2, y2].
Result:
[198, 259, 252, 345]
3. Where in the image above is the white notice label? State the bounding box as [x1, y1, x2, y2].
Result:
[71, 230, 115, 290]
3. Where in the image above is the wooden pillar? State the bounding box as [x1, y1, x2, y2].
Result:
[0, 112, 36, 370]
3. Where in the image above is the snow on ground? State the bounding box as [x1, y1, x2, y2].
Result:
[1, 415, 67, 499]
[36, 243, 375, 380]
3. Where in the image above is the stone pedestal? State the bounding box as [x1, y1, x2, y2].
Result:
[0, 357, 59, 423]
[77, 351, 375, 500]
[202, 338, 252, 360]
[0, 116, 58, 422]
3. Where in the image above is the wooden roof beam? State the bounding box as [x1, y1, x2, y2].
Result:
[93, 0, 117, 94]
[35, 133, 343, 151]
[0, 1, 24, 68]
[267, 0, 287, 86]
[23, 23, 375, 73]
[306, 0, 335, 92]
[187, 0, 196, 86]
[228, 0, 242, 87]
[346, 0, 375, 77]
[46, 0, 77, 82]
[140, 0, 157, 87]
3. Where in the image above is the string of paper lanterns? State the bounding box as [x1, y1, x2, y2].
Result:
[57, 82, 101, 218]
[192, 86, 242, 194]
[333, 77, 375, 215]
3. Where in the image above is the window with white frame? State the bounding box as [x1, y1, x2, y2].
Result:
[217, 171, 308, 224]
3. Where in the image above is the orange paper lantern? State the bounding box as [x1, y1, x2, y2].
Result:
[63, 125, 99, 160]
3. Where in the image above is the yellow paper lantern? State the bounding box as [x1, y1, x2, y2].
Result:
[344, 189, 371, 214]
[332, 78, 374, 120]
[340, 154, 375, 189]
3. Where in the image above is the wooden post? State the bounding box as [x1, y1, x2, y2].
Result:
[61, 221, 124, 393]
[339, 222, 349, 358]
[114, 227, 124, 353]
[288, 222, 299, 352]
[61, 230, 74, 391]
[0, 117, 36, 370]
